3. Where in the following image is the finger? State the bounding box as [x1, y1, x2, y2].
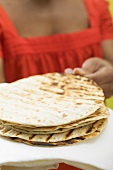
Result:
[85, 67, 113, 85]
[64, 68, 73, 74]
[73, 68, 89, 76]
[82, 57, 103, 73]
[82, 57, 112, 73]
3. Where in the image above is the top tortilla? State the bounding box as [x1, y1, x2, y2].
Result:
[0, 73, 105, 127]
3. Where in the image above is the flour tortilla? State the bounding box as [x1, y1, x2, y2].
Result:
[0, 73, 104, 127]
[0, 119, 107, 146]
[1, 120, 96, 135]
[0, 104, 109, 134]
[0, 73, 108, 146]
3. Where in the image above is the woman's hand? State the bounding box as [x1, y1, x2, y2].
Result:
[65, 57, 113, 98]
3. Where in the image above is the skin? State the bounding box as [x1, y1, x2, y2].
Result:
[0, 0, 113, 98]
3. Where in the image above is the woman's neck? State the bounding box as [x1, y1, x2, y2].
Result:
[33, 0, 52, 6]
[27, 0, 51, 8]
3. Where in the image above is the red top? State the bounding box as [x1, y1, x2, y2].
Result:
[0, 0, 113, 170]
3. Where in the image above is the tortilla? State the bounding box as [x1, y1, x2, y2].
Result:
[0, 73, 109, 146]
[0, 104, 109, 134]
[0, 119, 107, 146]
[0, 73, 104, 127]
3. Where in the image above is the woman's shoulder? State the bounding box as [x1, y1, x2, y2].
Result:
[0, 3, 18, 34]
[84, 0, 110, 22]
[85, 0, 109, 10]
[85, 0, 108, 5]
[0, 4, 10, 25]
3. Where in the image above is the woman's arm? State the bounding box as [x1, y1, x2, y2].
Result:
[0, 57, 5, 83]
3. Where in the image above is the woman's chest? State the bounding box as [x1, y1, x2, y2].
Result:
[0, 0, 89, 37]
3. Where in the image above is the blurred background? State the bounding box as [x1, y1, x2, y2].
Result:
[106, 0, 113, 109]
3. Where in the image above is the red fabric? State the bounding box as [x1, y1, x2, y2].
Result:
[0, 0, 113, 170]
[51, 163, 81, 170]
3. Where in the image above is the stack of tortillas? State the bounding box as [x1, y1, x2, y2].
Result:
[0, 73, 109, 146]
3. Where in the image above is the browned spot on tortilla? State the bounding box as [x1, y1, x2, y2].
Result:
[46, 134, 53, 142]
[2, 128, 11, 134]
[63, 114, 67, 118]
[15, 132, 22, 136]
[29, 134, 36, 140]
[66, 129, 74, 138]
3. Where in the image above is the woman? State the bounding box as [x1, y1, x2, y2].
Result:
[0, 0, 113, 98]
[0, 0, 113, 170]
